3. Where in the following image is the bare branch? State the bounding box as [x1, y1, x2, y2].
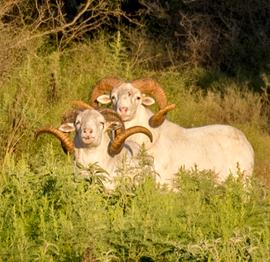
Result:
[1, 0, 125, 50]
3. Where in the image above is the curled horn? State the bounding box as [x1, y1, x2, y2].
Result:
[61, 110, 79, 124]
[61, 100, 92, 124]
[108, 126, 153, 157]
[132, 78, 167, 108]
[149, 103, 176, 127]
[132, 78, 176, 127]
[99, 108, 125, 132]
[35, 127, 74, 154]
[62, 105, 125, 131]
[90, 77, 124, 108]
[71, 100, 93, 110]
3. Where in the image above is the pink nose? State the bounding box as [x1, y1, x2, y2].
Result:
[119, 107, 128, 113]
[83, 128, 93, 135]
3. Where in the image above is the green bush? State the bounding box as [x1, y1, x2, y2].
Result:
[0, 151, 269, 260]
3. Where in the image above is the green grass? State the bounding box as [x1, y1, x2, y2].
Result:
[0, 35, 270, 260]
[0, 151, 269, 261]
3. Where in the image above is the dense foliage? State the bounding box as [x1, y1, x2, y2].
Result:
[1, 154, 270, 261]
[0, 1, 270, 260]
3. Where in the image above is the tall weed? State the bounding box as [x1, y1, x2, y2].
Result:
[1, 153, 269, 260]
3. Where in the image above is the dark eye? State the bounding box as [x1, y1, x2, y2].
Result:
[137, 96, 141, 100]
[75, 120, 80, 126]
[111, 95, 116, 100]
[100, 122, 105, 128]
[128, 91, 131, 96]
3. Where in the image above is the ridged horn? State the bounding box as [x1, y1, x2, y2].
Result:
[71, 100, 93, 110]
[149, 103, 176, 127]
[99, 108, 125, 132]
[61, 109, 79, 124]
[35, 127, 74, 154]
[131, 78, 167, 109]
[132, 78, 176, 127]
[108, 126, 153, 156]
[90, 77, 124, 108]
[61, 100, 92, 124]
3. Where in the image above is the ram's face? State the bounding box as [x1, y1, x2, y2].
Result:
[75, 110, 105, 147]
[110, 83, 143, 121]
[96, 83, 155, 122]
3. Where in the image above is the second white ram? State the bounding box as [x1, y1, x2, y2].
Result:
[91, 77, 254, 187]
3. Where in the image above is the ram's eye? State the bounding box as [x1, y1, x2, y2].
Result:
[137, 96, 141, 100]
[100, 122, 105, 128]
[111, 95, 116, 100]
[128, 91, 131, 96]
[75, 120, 80, 126]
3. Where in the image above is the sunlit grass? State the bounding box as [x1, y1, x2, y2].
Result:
[0, 34, 270, 260]
[0, 150, 269, 260]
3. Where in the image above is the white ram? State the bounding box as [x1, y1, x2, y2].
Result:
[91, 77, 254, 187]
[36, 108, 153, 190]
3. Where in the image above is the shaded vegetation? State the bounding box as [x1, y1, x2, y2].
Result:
[137, 0, 270, 73]
[2, 0, 270, 77]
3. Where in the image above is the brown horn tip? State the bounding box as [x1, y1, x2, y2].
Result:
[108, 126, 153, 156]
[35, 127, 74, 154]
[149, 103, 176, 128]
[90, 76, 124, 108]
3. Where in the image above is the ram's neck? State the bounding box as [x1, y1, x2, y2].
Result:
[125, 105, 153, 129]
[73, 133, 111, 167]
[124, 105, 159, 148]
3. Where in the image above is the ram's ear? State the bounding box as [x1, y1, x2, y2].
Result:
[58, 123, 75, 133]
[97, 95, 111, 105]
[142, 95, 155, 106]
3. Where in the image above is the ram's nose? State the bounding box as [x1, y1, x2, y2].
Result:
[82, 128, 93, 136]
[118, 106, 128, 113]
